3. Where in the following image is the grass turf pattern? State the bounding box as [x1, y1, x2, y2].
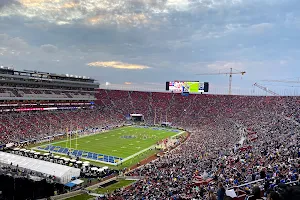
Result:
[65, 193, 92, 200]
[35, 126, 181, 165]
[95, 179, 136, 194]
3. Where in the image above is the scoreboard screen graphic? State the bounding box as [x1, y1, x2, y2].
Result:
[166, 81, 208, 93]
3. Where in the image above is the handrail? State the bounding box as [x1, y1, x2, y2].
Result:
[227, 179, 264, 190]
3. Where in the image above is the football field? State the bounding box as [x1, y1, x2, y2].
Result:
[34, 126, 184, 165]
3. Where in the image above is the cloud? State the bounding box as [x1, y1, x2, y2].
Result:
[207, 61, 245, 71]
[1, 0, 300, 93]
[0, 0, 19, 9]
[100, 82, 166, 91]
[86, 13, 150, 26]
[248, 23, 274, 34]
[0, 0, 165, 26]
[0, 34, 29, 51]
[279, 60, 288, 65]
[40, 44, 58, 53]
[87, 61, 151, 70]
[166, 0, 190, 11]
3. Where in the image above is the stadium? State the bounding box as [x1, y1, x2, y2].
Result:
[1, 1, 300, 200]
[0, 66, 299, 200]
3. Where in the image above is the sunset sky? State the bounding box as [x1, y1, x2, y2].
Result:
[1, 0, 300, 94]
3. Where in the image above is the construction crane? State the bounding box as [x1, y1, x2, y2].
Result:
[253, 83, 280, 96]
[197, 68, 246, 95]
[261, 79, 300, 84]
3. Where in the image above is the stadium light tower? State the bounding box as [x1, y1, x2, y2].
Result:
[197, 68, 246, 95]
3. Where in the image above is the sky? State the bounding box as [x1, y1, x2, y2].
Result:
[0, 0, 300, 94]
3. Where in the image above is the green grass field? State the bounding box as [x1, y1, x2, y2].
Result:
[65, 193, 92, 200]
[65, 180, 136, 200]
[95, 179, 136, 194]
[34, 126, 183, 165]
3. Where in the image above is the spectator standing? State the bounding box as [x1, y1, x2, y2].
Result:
[267, 192, 280, 200]
[208, 190, 217, 200]
[249, 186, 263, 200]
[217, 182, 226, 200]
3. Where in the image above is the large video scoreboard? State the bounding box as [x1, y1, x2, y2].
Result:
[166, 81, 209, 93]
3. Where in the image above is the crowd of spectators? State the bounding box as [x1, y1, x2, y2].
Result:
[95, 90, 300, 200]
[0, 89, 300, 199]
[0, 164, 58, 200]
[0, 109, 121, 144]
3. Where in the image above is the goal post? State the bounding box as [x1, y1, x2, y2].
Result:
[65, 128, 69, 149]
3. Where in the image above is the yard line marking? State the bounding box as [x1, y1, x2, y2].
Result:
[33, 126, 185, 166]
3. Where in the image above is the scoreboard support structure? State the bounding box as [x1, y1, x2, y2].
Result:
[181, 91, 189, 96]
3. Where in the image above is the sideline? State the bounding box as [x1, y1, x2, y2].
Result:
[49, 131, 190, 200]
[33, 129, 186, 166]
[125, 131, 191, 173]
[118, 131, 186, 164]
